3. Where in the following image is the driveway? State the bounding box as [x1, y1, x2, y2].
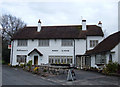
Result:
[2, 65, 60, 85]
[2, 65, 120, 85]
[46, 69, 120, 85]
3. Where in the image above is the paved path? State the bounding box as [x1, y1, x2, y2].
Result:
[2, 65, 120, 85]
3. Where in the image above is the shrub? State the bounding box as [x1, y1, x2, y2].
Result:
[117, 64, 120, 74]
[26, 60, 32, 71]
[20, 64, 24, 68]
[106, 61, 118, 73]
[102, 61, 119, 74]
[43, 69, 47, 72]
[27, 60, 32, 66]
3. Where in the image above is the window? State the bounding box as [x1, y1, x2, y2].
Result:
[90, 40, 98, 47]
[109, 54, 112, 62]
[17, 55, 27, 63]
[39, 40, 49, 46]
[48, 56, 73, 64]
[62, 40, 73, 46]
[17, 40, 27, 46]
[95, 54, 106, 64]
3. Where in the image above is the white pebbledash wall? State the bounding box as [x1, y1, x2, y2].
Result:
[86, 36, 103, 50]
[10, 36, 103, 66]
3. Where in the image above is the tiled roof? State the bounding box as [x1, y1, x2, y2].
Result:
[12, 25, 104, 40]
[86, 31, 120, 55]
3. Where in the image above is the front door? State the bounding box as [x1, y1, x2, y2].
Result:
[34, 56, 38, 65]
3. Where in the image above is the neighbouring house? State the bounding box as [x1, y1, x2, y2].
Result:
[10, 19, 104, 68]
[86, 31, 120, 68]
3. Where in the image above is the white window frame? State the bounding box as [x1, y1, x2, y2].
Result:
[17, 55, 27, 63]
[17, 40, 28, 46]
[61, 39, 73, 46]
[90, 40, 98, 47]
[38, 39, 49, 46]
[95, 54, 106, 64]
[48, 56, 73, 64]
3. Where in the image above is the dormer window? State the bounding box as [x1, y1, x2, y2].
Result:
[17, 40, 28, 46]
[90, 40, 98, 48]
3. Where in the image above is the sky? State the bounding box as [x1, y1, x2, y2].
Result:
[0, 0, 119, 36]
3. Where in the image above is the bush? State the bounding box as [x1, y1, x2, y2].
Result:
[27, 60, 32, 66]
[117, 64, 120, 74]
[26, 60, 32, 71]
[106, 61, 118, 73]
[102, 61, 119, 74]
[43, 69, 47, 72]
[20, 64, 24, 68]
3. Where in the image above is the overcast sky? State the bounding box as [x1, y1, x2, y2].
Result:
[0, 0, 119, 36]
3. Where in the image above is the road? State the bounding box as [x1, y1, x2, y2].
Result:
[2, 65, 120, 85]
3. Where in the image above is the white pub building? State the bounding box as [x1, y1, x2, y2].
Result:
[10, 19, 104, 69]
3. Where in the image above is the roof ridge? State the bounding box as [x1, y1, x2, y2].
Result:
[25, 25, 98, 28]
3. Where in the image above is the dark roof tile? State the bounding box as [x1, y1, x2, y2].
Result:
[12, 25, 103, 40]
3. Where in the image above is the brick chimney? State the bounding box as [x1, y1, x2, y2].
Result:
[37, 19, 41, 32]
[82, 20, 86, 30]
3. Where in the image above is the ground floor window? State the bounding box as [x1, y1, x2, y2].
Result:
[17, 55, 27, 63]
[49, 56, 73, 64]
[109, 54, 112, 62]
[95, 54, 106, 64]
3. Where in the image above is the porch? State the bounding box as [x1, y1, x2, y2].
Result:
[76, 55, 91, 69]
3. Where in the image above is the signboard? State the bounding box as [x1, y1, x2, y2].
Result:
[8, 45, 11, 49]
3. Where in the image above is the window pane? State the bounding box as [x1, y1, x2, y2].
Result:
[18, 40, 27, 46]
[90, 40, 98, 47]
[62, 40, 73, 46]
[39, 40, 49, 46]
[17, 55, 26, 63]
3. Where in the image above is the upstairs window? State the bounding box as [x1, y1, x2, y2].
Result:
[62, 40, 73, 46]
[90, 40, 98, 47]
[17, 40, 27, 46]
[39, 40, 49, 46]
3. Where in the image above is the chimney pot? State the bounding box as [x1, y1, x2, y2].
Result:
[37, 19, 41, 32]
[38, 19, 41, 23]
[82, 19, 86, 30]
[98, 21, 102, 28]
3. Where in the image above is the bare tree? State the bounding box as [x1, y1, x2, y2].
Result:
[0, 14, 26, 42]
[0, 14, 26, 64]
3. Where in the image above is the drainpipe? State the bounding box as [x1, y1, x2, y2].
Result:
[10, 41, 14, 66]
[73, 39, 76, 67]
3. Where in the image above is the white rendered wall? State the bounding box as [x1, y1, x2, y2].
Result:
[75, 39, 86, 55]
[118, 43, 120, 64]
[91, 55, 96, 67]
[111, 43, 120, 63]
[11, 39, 76, 65]
[86, 36, 103, 50]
